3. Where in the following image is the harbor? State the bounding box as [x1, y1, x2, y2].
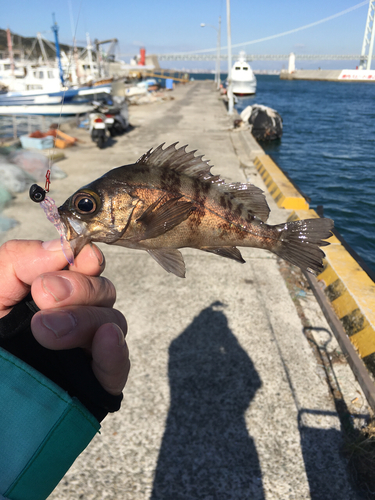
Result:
[2, 1, 375, 498]
[1, 79, 374, 498]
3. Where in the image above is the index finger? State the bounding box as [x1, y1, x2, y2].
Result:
[0, 239, 104, 316]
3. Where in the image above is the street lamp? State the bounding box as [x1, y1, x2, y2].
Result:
[226, 0, 234, 115]
[200, 17, 221, 90]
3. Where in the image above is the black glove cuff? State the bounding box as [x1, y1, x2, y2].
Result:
[0, 293, 123, 422]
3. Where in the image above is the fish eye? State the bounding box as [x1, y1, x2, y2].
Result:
[72, 192, 100, 215]
[78, 197, 94, 212]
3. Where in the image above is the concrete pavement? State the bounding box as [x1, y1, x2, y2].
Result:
[1, 81, 370, 499]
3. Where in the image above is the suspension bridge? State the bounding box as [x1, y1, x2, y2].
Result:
[154, 53, 373, 62]
[150, 0, 375, 68]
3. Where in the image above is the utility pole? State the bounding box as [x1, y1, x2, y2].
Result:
[226, 0, 234, 114]
[200, 17, 221, 90]
[359, 0, 375, 70]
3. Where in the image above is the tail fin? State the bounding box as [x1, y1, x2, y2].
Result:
[273, 218, 333, 273]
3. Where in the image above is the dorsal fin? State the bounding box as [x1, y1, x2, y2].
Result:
[137, 142, 224, 184]
[137, 143, 270, 221]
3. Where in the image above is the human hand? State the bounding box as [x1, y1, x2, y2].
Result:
[0, 239, 130, 396]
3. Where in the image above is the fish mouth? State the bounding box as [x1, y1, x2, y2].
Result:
[58, 211, 92, 257]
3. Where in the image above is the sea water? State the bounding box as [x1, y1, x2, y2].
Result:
[196, 73, 375, 274]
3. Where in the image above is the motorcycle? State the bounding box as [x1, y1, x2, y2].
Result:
[89, 103, 113, 149]
[96, 96, 129, 138]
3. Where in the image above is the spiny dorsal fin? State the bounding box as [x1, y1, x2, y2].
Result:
[137, 143, 270, 221]
[137, 142, 225, 184]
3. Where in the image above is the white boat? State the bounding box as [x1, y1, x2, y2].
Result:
[0, 84, 112, 115]
[0, 24, 117, 115]
[1, 65, 63, 94]
[0, 58, 112, 115]
[0, 58, 26, 88]
[231, 51, 257, 96]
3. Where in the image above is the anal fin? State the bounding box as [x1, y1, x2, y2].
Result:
[200, 246, 246, 263]
[147, 248, 186, 278]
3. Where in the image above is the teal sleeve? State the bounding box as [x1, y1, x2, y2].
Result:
[0, 347, 100, 500]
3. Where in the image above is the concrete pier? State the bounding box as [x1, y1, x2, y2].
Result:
[280, 68, 375, 82]
[280, 69, 343, 81]
[0, 81, 370, 499]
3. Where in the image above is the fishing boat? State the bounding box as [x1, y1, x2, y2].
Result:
[0, 84, 112, 115]
[0, 58, 26, 90]
[0, 20, 112, 116]
[231, 51, 257, 96]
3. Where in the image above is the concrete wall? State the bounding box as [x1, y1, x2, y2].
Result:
[280, 70, 343, 81]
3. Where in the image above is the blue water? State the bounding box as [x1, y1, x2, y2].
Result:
[195, 73, 375, 274]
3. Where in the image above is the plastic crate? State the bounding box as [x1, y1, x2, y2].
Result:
[20, 135, 54, 150]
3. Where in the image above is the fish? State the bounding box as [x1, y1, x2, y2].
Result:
[58, 142, 334, 278]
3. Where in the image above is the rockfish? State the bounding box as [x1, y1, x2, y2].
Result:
[58, 143, 333, 278]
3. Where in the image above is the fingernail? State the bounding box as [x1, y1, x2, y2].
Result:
[40, 310, 77, 338]
[42, 239, 63, 251]
[112, 323, 125, 346]
[90, 244, 105, 266]
[42, 275, 73, 302]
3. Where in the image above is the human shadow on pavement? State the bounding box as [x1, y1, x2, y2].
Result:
[151, 302, 265, 500]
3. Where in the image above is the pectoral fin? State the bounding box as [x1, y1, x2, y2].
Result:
[137, 196, 195, 240]
[200, 246, 246, 263]
[147, 248, 186, 278]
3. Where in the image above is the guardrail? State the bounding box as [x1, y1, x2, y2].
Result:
[0, 114, 71, 141]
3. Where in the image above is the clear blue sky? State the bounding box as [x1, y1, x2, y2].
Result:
[2, 0, 370, 70]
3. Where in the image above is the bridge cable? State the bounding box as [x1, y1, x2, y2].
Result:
[170, 1, 368, 55]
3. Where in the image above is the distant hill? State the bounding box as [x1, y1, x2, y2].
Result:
[0, 28, 83, 60]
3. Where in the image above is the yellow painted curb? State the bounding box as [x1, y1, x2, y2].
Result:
[288, 209, 375, 374]
[254, 154, 309, 210]
[253, 152, 375, 373]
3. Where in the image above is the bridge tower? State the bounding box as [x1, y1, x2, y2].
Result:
[359, 0, 375, 69]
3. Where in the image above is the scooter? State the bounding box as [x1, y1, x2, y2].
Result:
[89, 103, 113, 149]
[96, 96, 129, 137]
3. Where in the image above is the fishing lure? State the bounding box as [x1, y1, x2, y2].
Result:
[29, 181, 75, 265]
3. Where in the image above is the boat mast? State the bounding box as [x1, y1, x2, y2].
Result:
[37, 32, 50, 65]
[72, 37, 81, 85]
[86, 33, 94, 79]
[68, 1, 81, 85]
[51, 13, 65, 86]
[6, 28, 15, 76]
